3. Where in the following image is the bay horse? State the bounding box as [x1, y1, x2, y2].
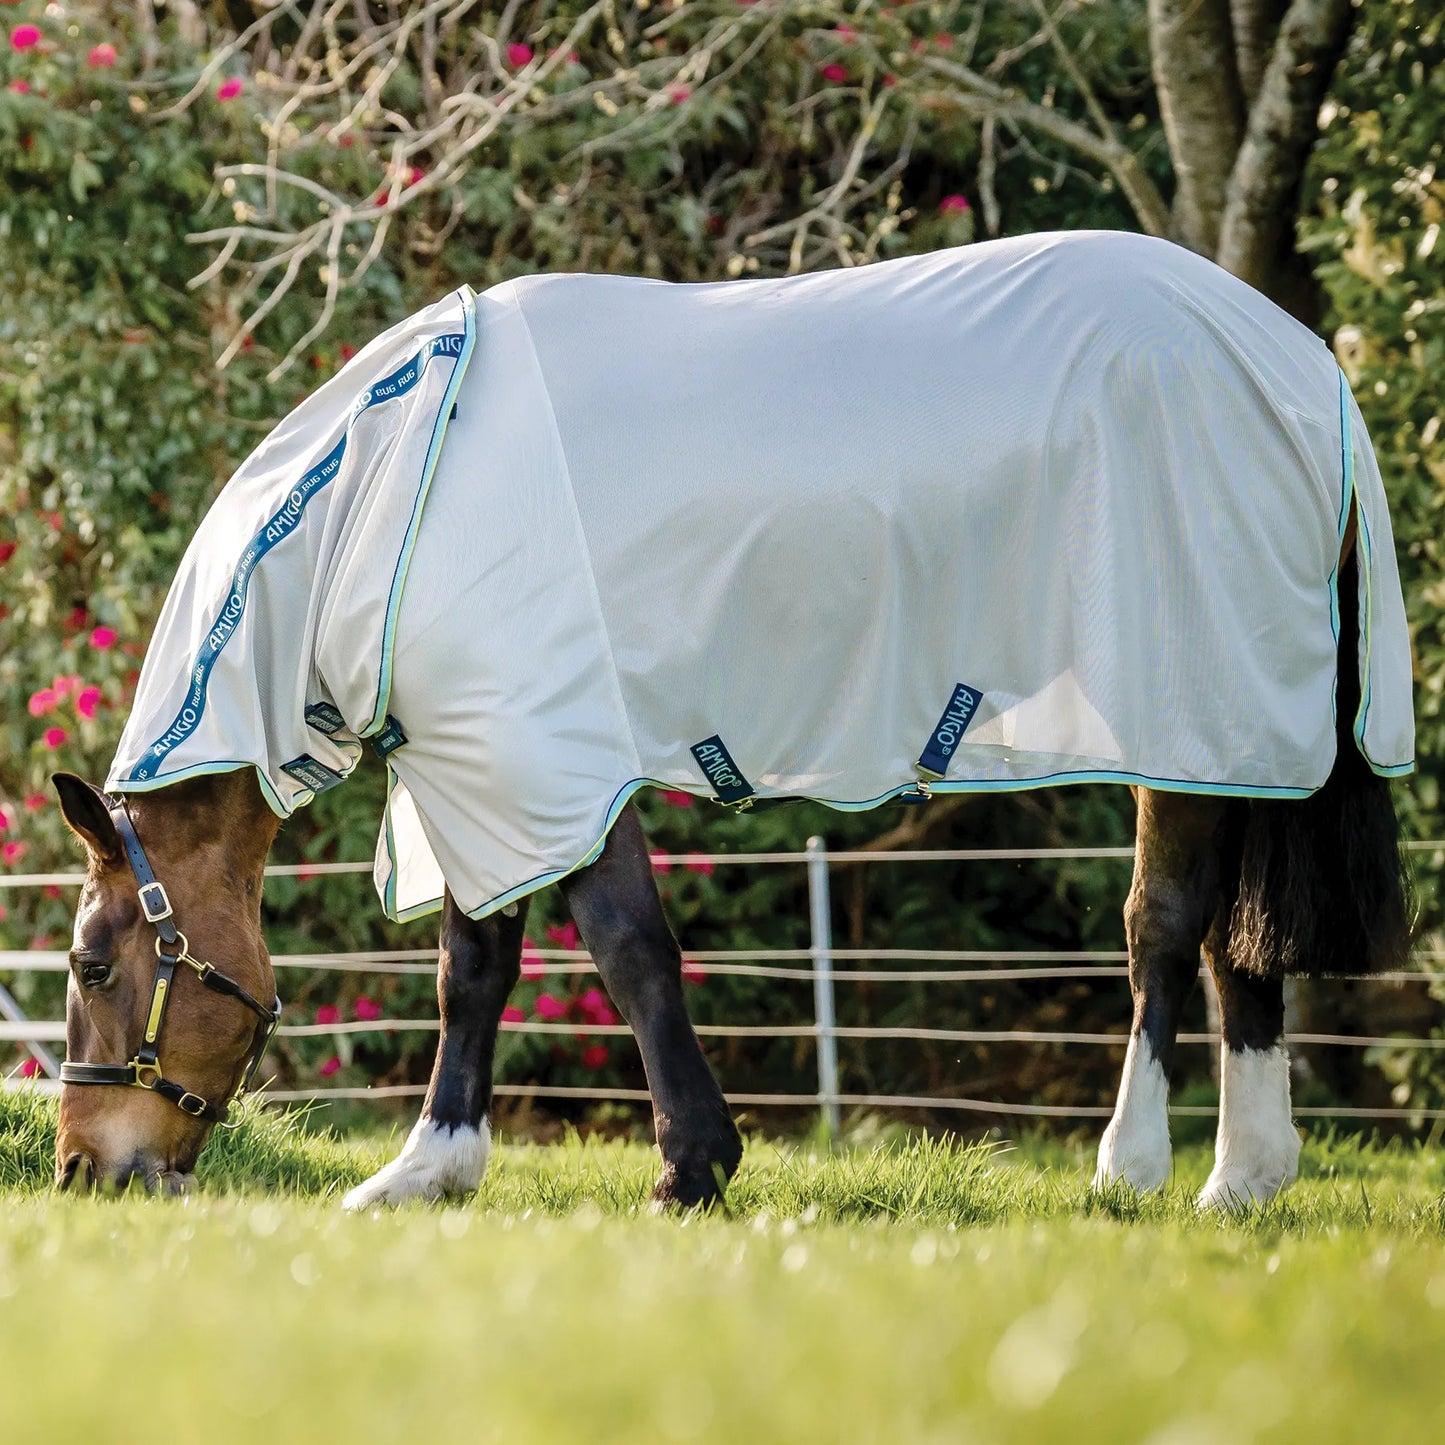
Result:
[49, 232, 1413, 1206]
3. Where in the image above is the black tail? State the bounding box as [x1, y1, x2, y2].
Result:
[1228, 547, 1414, 979]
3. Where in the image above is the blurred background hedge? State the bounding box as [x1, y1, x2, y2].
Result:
[1, 0, 1440, 1129]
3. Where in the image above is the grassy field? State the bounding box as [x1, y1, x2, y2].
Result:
[4, 1090, 1445, 1443]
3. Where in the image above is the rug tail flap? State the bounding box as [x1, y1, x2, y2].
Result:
[376, 772, 447, 922]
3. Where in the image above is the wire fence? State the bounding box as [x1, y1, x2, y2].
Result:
[4, 838, 1444, 1130]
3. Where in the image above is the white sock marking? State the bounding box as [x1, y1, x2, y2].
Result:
[1198, 1045, 1300, 1212]
[342, 1116, 490, 1210]
[1093, 1033, 1172, 1192]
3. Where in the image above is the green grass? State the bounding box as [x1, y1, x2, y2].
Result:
[5, 1089, 1445, 1443]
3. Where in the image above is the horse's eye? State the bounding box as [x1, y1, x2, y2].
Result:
[79, 961, 113, 989]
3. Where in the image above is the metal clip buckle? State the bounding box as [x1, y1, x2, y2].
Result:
[137, 881, 173, 924]
[176, 1092, 208, 1118]
[133, 1061, 163, 1090]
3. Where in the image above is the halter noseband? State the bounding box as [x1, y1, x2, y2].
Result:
[58, 799, 281, 1125]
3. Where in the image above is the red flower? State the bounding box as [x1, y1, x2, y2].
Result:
[0, 806, 9, 833]
[939, 194, 971, 215]
[27, 689, 56, 717]
[501, 1005, 524, 1024]
[650, 850, 672, 873]
[216, 77, 243, 101]
[10, 23, 40, 50]
[317, 1055, 341, 1077]
[505, 42, 533, 68]
[354, 995, 382, 1022]
[820, 63, 848, 83]
[520, 939, 544, 980]
[581, 1044, 609, 1070]
[534, 993, 567, 1021]
[42, 726, 67, 749]
[315, 1004, 341, 1026]
[340, 343, 357, 362]
[685, 858, 715, 876]
[89, 625, 117, 650]
[661, 789, 693, 809]
[0, 542, 15, 566]
[933, 33, 955, 50]
[65, 607, 87, 630]
[545, 921, 579, 951]
[19, 1057, 42, 1079]
[6, 79, 27, 94]
[23, 794, 45, 812]
[668, 84, 690, 105]
[76, 686, 103, 720]
[3, 841, 28, 865]
[42, 884, 61, 900]
[578, 988, 617, 1027]
[836, 24, 856, 39]
[86, 42, 116, 68]
[682, 958, 707, 985]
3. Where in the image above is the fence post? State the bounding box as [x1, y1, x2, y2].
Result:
[806, 835, 841, 1142]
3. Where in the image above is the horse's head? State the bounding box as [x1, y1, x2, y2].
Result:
[51, 771, 280, 1193]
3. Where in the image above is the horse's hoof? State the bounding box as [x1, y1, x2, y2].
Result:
[1196, 1162, 1296, 1214]
[1092, 1129, 1171, 1194]
[342, 1117, 489, 1211]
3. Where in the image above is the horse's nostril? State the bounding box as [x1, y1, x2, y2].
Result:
[58, 1153, 95, 1191]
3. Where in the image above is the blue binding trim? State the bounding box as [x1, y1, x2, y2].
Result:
[127, 327, 469, 783]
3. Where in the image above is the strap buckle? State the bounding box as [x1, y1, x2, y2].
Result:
[137, 881, 173, 925]
[175, 1092, 208, 1118]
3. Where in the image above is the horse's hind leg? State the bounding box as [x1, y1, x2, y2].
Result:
[1094, 789, 1229, 1193]
[1197, 923, 1300, 1212]
[343, 892, 524, 1209]
[561, 805, 742, 1207]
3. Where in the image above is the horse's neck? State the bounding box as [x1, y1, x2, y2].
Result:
[129, 769, 282, 883]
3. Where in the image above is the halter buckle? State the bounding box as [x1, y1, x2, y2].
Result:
[137, 881, 173, 924]
[133, 1061, 163, 1090]
[175, 1091, 208, 1118]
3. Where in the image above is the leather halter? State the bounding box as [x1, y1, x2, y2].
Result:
[58, 799, 281, 1124]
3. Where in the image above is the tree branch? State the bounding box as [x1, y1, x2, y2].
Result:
[1216, 0, 1354, 292]
[1148, 0, 1245, 252]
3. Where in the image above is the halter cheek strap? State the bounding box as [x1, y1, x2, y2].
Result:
[58, 799, 281, 1125]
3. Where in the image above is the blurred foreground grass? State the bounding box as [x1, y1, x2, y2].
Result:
[4, 1086, 1445, 1443]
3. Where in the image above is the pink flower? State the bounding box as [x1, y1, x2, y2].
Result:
[661, 789, 693, 809]
[682, 958, 707, 985]
[86, 42, 116, 69]
[545, 921, 579, 951]
[534, 993, 567, 1022]
[501, 1005, 524, 1024]
[296, 864, 318, 882]
[53, 674, 81, 697]
[89, 625, 117, 650]
[579, 988, 618, 1027]
[581, 1044, 609, 1070]
[506, 42, 533, 68]
[933, 33, 955, 50]
[317, 1055, 341, 1077]
[76, 686, 102, 720]
[42, 884, 61, 900]
[19, 1057, 42, 1079]
[939, 194, 971, 214]
[42, 726, 67, 749]
[650, 850, 673, 873]
[27, 689, 56, 717]
[340, 343, 357, 362]
[685, 858, 715, 876]
[10, 24, 40, 51]
[3, 841, 28, 865]
[0, 806, 9, 833]
[669, 84, 690, 105]
[7, 78, 27, 94]
[23, 794, 45, 812]
[315, 1004, 341, 1026]
[403, 165, 424, 186]
[520, 939, 544, 980]
[216, 77, 243, 101]
[836, 24, 857, 39]
[354, 996, 382, 1022]
[820, 63, 848, 83]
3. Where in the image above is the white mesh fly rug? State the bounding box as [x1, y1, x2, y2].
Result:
[109, 231, 1415, 922]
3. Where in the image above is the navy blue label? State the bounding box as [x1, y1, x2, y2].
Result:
[305, 701, 347, 736]
[281, 755, 345, 793]
[370, 715, 408, 760]
[690, 735, 754, 805]
[917, 683, 984, 779]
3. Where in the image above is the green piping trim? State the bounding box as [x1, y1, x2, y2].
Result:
[363, 287, 479, 736]
[109, 760, 291, 818]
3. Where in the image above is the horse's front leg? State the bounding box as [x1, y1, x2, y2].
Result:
[561, 805, 742, 1207]
[1094, 789, 1228, 1193]
[343, 891, 524, 1209]
[1196, 952, 1299, 1211]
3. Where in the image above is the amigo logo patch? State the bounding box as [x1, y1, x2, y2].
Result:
[917, 683, 984, 780]
[690, 735, 754, 806]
